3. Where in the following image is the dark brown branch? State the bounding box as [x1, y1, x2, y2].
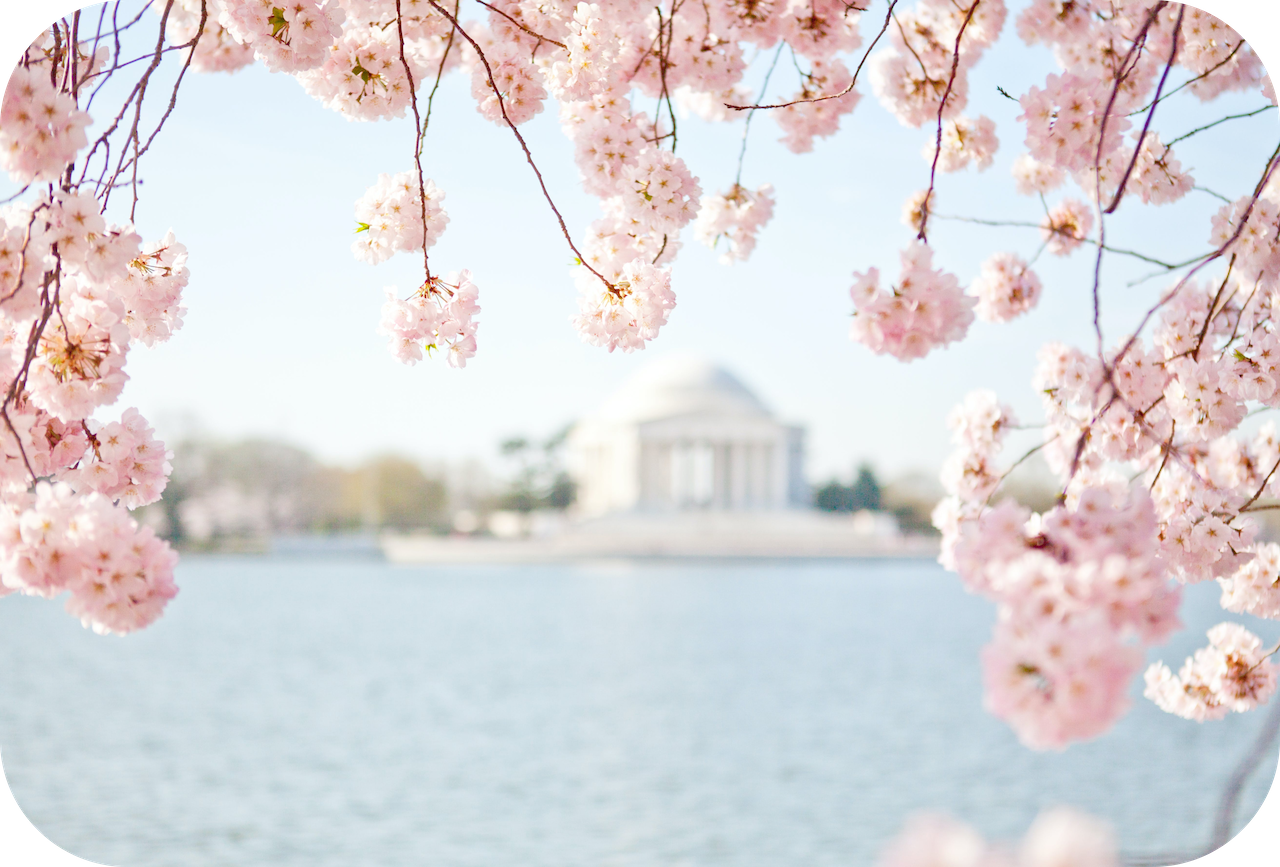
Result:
[425, 0, 614, 289]
[1110, 139, 1280, 373]
[1103, 5, 1182, 215]
[395, 0, 433, 282]
[917, 0, 980, 243]
[474, 0, 566, 49]
[1238, 453, 1280, 514]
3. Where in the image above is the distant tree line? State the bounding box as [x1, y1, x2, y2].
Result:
[494, 428, 577, 513]
[814, 464, 883, 513]
[814, 463, 940, 535]
[143, 431, 577, 551]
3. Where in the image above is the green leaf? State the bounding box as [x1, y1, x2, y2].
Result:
[268, 7, 288, 40]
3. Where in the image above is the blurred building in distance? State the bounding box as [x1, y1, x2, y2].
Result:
[568, 355, 808, 517]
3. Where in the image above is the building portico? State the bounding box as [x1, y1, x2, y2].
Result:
[568, 355, 807, 517]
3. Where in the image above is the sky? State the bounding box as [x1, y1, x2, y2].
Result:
[1, 0, 1279, 486]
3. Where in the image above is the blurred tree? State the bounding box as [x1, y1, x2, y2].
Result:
[496, 426, 577, 512]
[815, 480, 854, 512]
[850, 464, 883, 512]
[362, 455, 449, 531]
[815, 463, 883, 513]
[149, 438, 452, 546]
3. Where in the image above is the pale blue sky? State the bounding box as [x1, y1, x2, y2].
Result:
[1, 0, 1279, 483]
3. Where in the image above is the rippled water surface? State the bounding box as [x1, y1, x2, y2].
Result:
[0, 557, 1276, 866]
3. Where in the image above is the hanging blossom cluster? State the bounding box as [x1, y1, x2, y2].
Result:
[571, 260, 675, 353]
[151, 0, 891, 359]
[849, 241, 975, 362]
[840, 0, 1280, 755]
[4, 0, 1279, 814]
[377, 270, 480, 367]
[1145, 622, 1278, 721]
[0, 34, 187, 634]
[693, 183, 776, 265]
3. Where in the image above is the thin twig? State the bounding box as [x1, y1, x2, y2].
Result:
[395, 0, 433, 282]
[474, 0, 566, 49]
[918, 0, 980, 243]
[726, 0, 898, 111]
[1165, 105, 1277, 148]
[1128, 39, 1245, 116]
[932, 213, 1207, 269]
[425, 0, 613, 289]
[1103, 5, 1182, 215]
[734, 45, 784, 187]
[420, 0, 458, 141]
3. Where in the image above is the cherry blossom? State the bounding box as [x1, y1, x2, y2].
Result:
[1041, 198, 1093, 256]
[0, 63, 91, 184]
[3, 0, 1278, 760]
[572, 260, 675, 353]
[694, 183, 775, 264]
[352, 171, 449, 265]
[378, 270, 480, 367]
[849, 241, 975, 361]
[1145, 623, 1278, 721]
[971, 253, 1042, 323]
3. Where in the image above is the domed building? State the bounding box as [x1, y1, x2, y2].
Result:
[568, 355, 809, 517]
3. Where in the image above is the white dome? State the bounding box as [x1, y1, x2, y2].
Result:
[590, 353, 773, 424]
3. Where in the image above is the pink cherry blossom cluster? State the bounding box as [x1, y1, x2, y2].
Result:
[571, 259, 675, 353]
[66, 409, 172, 509]
[1011, 153, 1064, 196]
[1219, 541, 1280, 620]
[0, 35, 194, 634]
[878, 807, 1118, 867]
[1019, 72, 1134, 177]
[941, 484, 1181, 749]
[932, 262, 1280, 743]
[0, 63, 92, 184]
[0, 482, 177, 635]
[8, 0, 1280, 767]
[1210, 177, 1280, 292]
[469, 41, 546, 126]
[775, 59, 861, 154]
[925, 114, 999, 173]
[849, 241, 975, 362]
[693, 183, 776, 265]
[167, 0, 257, 73]
[1159, 4, 1266, 101]
[218, 0, 345, 74]
[1144, 623, 1278, 721]
[352, 171, 449, 265]
[115, 232, 189, 347]
[870, 0, 1005, 129]
[971, 252, 1042, 323]
[938, 389, 1018, 504]
[378, 270, 480, 367]
[1040, 198, 1093, 256]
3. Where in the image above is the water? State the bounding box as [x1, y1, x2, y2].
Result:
[0, 557, 1275, 867]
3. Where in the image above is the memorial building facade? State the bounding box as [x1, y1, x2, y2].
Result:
[568, 355, 808, 517]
